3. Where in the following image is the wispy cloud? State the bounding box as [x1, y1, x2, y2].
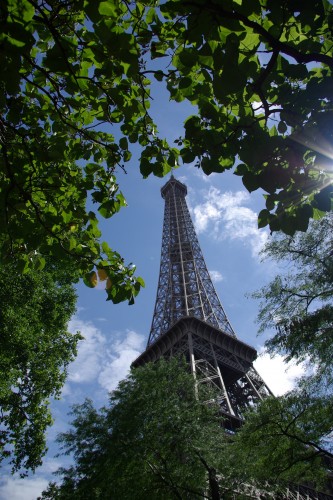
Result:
[254, 347, 306, 396]
[63, 318, 145, 395]
[67, 318, 107, 385]
[0, 457, 64, 500]
[192, 168, 217, 183]
[209, 270, 223, 283]
[0, 477, 49, 500]
[192, 187, 268, 257]
[98, 330, 145, 392]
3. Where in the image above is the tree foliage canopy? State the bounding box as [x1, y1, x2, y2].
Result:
[40, 359, 234, 499]
[254, 214, 333, 367]
[40, 358, 333, 498]
[237, 215, 333, 492]
[0, 259, 80, 475]
[1, 0, 148, 303]
[1, 0, 333, 301]
[232, 385, 333, 490]
[145, 0, 333, 235]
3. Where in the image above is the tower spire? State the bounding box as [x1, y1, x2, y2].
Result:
[148, 176, 235, 347]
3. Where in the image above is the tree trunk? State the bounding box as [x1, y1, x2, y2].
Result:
[208, 468, 220, 500]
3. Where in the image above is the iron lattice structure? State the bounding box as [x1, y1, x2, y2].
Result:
[134, 176, 273, 430]
[148, 176, 235, 345]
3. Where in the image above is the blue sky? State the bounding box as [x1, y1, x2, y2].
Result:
[0, 84, 307, 499]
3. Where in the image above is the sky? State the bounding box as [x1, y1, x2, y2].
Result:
[0, 81, 308, 500]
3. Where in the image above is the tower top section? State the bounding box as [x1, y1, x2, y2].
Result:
[148, 176, 236, 346]
[161, 175, 187, 199]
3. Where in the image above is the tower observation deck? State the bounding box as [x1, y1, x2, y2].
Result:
[133, 176, 273, 430]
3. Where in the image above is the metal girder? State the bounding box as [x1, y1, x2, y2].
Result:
[135, 315, 272, 431]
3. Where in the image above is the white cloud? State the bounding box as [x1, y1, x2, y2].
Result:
[254, 348, 307, 396]
[193, 168, 217, 183]
[37, 457, 63, 475]
[66, 318, 107, 384]
[0, 477, 49, 500]
[0, 457, 63, 500]
[192, 187, 268, 257]
[209, 270, 223, 283]
[177, 174, 188, 184]
[98, 330, 145, 392]
[63, 319, 145, 395]
[194, 201, 221, 233]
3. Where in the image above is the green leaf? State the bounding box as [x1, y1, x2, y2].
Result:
[258, 209, 270, 229]
[178, 49, 198, 67]
[234, 163, 248, 176]
[98, 201, 116, 219]
[83, 271, 98, 288]
[294, 205, 312, 232]
[16, 1, 35, 21]
[99, 1, 117, 17]
[136, 276, 145, 287]
[179, 77, 193, 89]
[180, 148, 196, 164]
[313, 186, 333, 212]
[278, 121, 287, 134]
[140, 157, 154, 177]
[119, 137, 128, 150]
[146, 7, 157, 24]
[265, 195, 276, 211]
[242, 173, 260, 192]
[101, 241, 111, 254]
[6, 22, 34, 47]
[32, 255, 46, 271]
[154, 70, 164, 81]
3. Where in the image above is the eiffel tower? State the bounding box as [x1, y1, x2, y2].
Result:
[133, 175, 272, 430]
[132, 175, 333, 498]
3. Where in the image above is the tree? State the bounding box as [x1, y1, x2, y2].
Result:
[40, 359, 332, 499]
[254, 213, 333, 367]
[0, 258, 81, 475]
[1, 1, 333, 303]
[233, 214, 333, 492]
[231, 386, 333, 490]
[40, 358, 235, 499]
[1, 0, 149, 303]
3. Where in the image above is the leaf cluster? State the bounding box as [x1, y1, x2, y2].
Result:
[232, 390, 333, 489]
[39, 359, 333, 497]
[254, 214, 333, 367]
[2, 0, 333, 303]
[1, 0, 153, 302]
[140, 0, 333, 234]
